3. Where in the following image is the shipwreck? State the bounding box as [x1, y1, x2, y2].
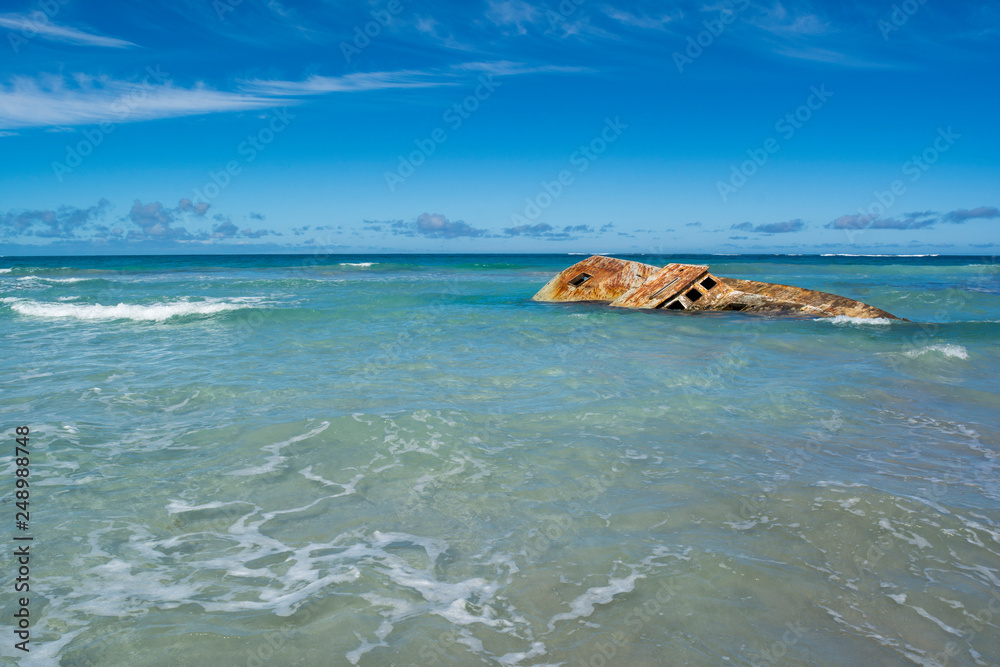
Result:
[532, 255, 902, 320]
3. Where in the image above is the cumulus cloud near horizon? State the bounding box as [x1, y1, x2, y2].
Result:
[0, 198, 111, 239]
[731, 219, 806, 234]
[825, 206, 998, 231]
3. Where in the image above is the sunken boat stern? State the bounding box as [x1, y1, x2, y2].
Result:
[533, 256, 902, 320]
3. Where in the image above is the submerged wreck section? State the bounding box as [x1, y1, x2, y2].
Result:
[532, 255, 902, 320]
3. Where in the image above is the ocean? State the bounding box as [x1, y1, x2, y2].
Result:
[1, 253, 998, 666]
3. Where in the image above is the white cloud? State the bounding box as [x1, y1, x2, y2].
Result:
[749, 3, 828, 36]
[602, 8, 676, 30]
[241, 70, 457, 96]
[485, 0, 541, 35]
[0, 14, 135, 49]
[453, 61, 588, 76]
[0, 74, 279, 130]
[0, 61, 587, 129]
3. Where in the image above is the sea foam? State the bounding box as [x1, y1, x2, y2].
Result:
[819, 315, 894, 326]
[904, 344, 969, 360]
[1, 296, 264, 321]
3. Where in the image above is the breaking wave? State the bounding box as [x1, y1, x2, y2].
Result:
[2, 296, 266, 322]
[817, 315, 894, 326]
[903, 344, 969, 360]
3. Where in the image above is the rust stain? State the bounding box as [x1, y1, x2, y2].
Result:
[530, 255, 661, 303]
[533, 256, 904, 320]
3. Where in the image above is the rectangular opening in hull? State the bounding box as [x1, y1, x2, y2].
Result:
[662, 300, 685, 310]
[700, 277, 717, 291]
[685, 288, 703, 302]
[568, 273, 592, 287]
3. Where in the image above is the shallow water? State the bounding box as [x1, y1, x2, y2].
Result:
[1, 253, 998, 666]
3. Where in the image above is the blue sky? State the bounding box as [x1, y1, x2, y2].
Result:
[0, 0, 997, 254]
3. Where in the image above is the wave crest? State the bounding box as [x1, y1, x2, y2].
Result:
[904, 344, 969, 360]
[2, 296, 266, 322]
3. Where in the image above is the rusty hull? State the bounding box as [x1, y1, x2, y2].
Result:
[532, 255, 902, 319]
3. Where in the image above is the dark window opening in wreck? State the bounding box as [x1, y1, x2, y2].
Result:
[662, 300, 685, 310]
[568, 273, 592, 287]
[700, 277, 718, 291]
[685, 288, 703, 302]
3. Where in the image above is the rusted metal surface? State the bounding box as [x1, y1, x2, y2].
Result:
[533, 256, 903, 320]
[531, 255, 661, 303]
[719, 278, 900, 319]
[609, 263, 708, 309]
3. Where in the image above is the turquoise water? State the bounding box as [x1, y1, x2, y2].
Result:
[1, 253, 999, 666]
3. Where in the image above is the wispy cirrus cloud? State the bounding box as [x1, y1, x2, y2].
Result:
[602, 7, 677, 30]
[0, 59, 588, 130]
[241, 69, 458, 96]
[0, 14, 135, 49]
[0, 73, 280, 130]
[454, 61, 589, 76]
[245, 61, 586, 96]
[748, 3, 828, 37]
[485, 0, 541, 35]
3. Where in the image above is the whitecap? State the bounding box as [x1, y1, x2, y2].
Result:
[18, 275, 90, 283]
[818, 315, 894, 325]
[340, 262, 375, 267]
[903, 344, 969, 360]
[2, 296, 266, 322]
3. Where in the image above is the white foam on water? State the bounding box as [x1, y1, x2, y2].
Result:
[820, 253, 937, 257]
[163, 390, 200, 412]
[228, 421, 331, 476]
[298, 467, 363, 496]
[0, 268, 12, 273]
[2, 296, 267, 322]
[165, 499, 250, 515]
[18, 275, 91, 283]
[903, 344, 969, 360]
[340, 262, 375, 267]
[547, 570, 645, 631]
[496, 641, 548, 666]
[818, 315, 894, 325]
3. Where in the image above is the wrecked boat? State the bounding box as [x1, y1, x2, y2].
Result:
[532, 255, 903, 319]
